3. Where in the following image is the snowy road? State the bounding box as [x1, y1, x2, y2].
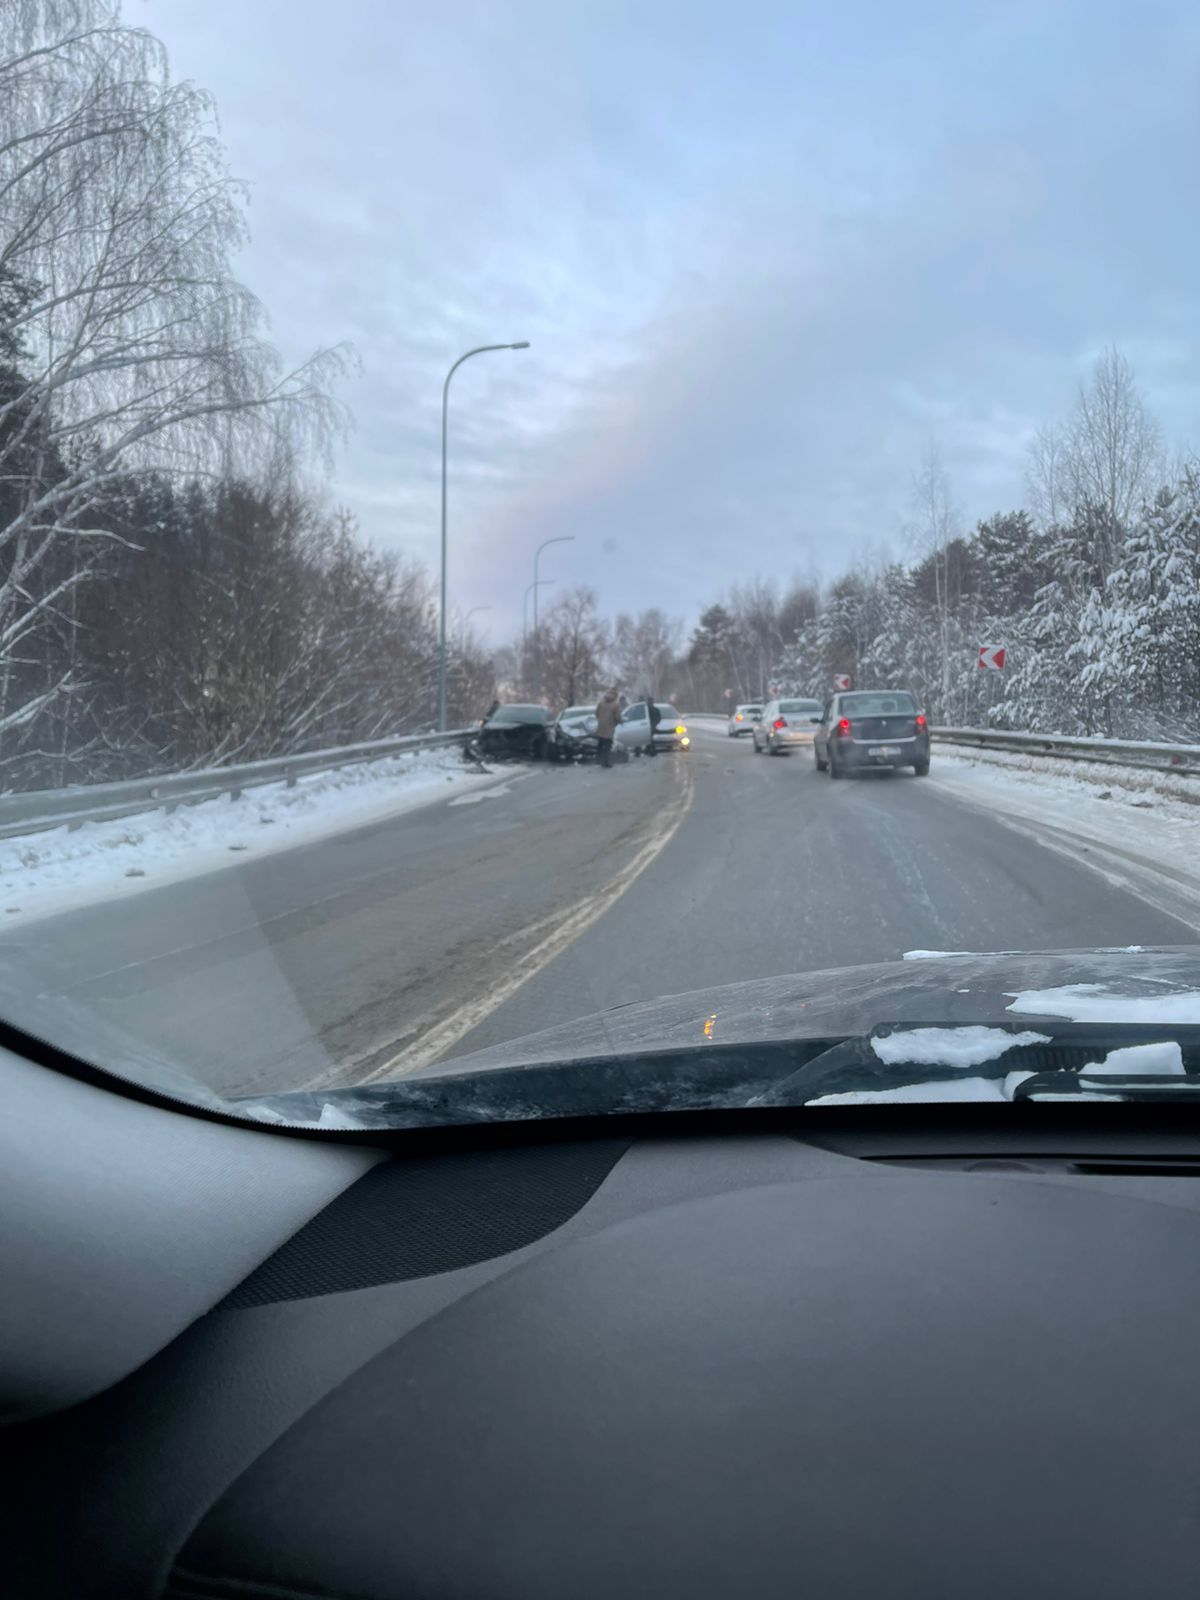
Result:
[2, 722, 1198, 1099]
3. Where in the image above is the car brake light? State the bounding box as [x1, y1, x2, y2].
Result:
[915, 713, 927, 728]
[836, 718, 851, 737]
[735, 713, 742, 721]
[773, 717, 786, 730]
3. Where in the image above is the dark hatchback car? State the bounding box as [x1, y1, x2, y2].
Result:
[813, 689, 930, 777]
[476, 703, 553, 761]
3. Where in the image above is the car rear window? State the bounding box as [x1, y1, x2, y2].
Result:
[779, 700, 820, 714]
[841, 693, 916, 715]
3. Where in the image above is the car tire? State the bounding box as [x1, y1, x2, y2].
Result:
[829, 751, 843, 779]
[815, 750, 827, 771]
[530, 733, 547, 763]
[913, 760, 930, 777]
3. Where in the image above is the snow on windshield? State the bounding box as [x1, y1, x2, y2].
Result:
[872, 1027, 1051, 1069]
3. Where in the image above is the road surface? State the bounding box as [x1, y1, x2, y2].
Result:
[4, 721, 1197, 1099]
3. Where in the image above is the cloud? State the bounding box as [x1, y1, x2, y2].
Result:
[139, 0, 1200, 634]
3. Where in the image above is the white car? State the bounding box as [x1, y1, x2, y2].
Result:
[615, 701, 690, 753]
[752, 697, 823, 755]
[727, 703, 763, 736]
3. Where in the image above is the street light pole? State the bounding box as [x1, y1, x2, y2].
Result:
[532, 535, 575, 699]
[523, 578, 554, 685]
[438, 341, 530, 730]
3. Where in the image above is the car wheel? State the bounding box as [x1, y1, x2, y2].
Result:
[829, 751, 843, 779]
[913, 760, 930, 777]
[530, 733, 547, 762]
[815, 750, 827, 771]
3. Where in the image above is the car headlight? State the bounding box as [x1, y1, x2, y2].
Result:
[675, 724, 686, 735]
[681, 736, 690, 747]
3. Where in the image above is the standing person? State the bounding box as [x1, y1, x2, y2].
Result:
[645, 693, 661, 757]
[594, 687, 620, 769]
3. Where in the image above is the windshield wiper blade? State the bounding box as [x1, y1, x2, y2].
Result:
[1012, 1072, 1200, 1102]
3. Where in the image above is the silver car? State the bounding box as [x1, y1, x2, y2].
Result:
[727, 703, 763, 736]
[751, 697, 823, 755]
[615, 701, 691, 753]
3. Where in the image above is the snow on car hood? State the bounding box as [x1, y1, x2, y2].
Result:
[416, 946, 1200, 1078]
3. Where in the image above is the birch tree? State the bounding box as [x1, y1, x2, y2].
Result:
[1063, 347, 1162, 534]
[0, 0, 343, 767]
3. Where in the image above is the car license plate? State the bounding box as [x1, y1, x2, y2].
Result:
[869, 745, 901, 758]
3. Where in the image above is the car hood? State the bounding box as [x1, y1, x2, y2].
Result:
[217, 945, 1200, 1130]
[411, 945, 1200, 1077]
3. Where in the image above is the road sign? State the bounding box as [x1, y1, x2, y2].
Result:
[978, 645, 1006, 672]
[724, 688, 734, 700]
[833, 673, 852, 691]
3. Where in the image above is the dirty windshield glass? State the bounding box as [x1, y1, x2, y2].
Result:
[2, 2, 1199, 1127]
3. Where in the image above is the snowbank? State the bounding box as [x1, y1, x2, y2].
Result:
[928, 746, 1200, 924]
[0, 748, 514, 924]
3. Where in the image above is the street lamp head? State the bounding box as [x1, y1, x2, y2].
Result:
[509, 341, 531, 350]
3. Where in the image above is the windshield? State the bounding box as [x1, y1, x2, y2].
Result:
[2, 1, 1199, 1129]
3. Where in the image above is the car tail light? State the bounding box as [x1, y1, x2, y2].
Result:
[773, 717, 786, 729]
[915, 713, 927, 728]
[735, 713, 742, 721]
[836, 718, 852, 737]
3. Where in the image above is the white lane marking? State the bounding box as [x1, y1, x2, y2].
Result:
[359, 761, 696, 1080]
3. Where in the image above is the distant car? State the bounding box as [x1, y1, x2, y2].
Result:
[751, 697, 823, 755]
[476, 703, 553, 761]
[727, 703, 763, 736]
[615, 701, 691, 754]
[813, 689, 930, 777]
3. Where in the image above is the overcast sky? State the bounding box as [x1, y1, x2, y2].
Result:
[136, 0, 1200, 640]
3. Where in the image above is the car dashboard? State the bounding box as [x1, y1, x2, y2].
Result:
[5, 1043, 1200, 1599]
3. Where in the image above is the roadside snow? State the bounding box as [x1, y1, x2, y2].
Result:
[0, 749, 515, 924]
[929, 746, 1200, 922]
[1006, 983, 1200, 1024]
[872, 1025, 1050, 1068]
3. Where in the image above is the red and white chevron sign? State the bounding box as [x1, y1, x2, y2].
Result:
[978, 644, 1006, 671]
[833, 673, 852, 690]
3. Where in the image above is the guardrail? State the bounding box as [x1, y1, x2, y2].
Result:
[0, 730, 469, 842]
[933, 726, 1200, 776]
